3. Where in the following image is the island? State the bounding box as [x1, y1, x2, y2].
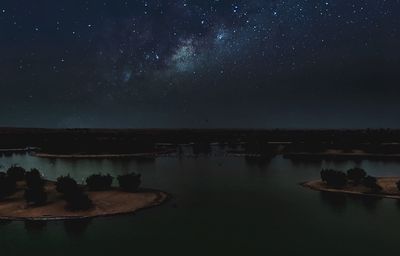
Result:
[302, 168, 400, 200]
[0, 167, 168, 221]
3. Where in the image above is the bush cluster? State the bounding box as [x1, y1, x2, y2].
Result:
[85, 172, 142, 192]
[346, 168, 367, 184]
[6, 165, 26, 181]
[25, 169, 45, 189]
[55, 175, 92, 211]
[24, 169, 47, 206]
[118, 173, 141, 192]
[321, 167, 383, 192]
[1, 164, 144, 209]
[86, 174, 113, 191]
[64, 190, 93, 211]
[321, 169, 347, 188]
[56, 175, 78, 194]
[0, 172, 17, 199]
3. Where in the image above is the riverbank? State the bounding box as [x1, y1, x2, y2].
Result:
[0, 181, 168, 221]
[0, 147, 38, 154]
[285, 152, 400, 160]
[31, 149, 175, 159]
[302, 177, 400, 199]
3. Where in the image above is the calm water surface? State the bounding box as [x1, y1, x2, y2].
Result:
[1, 152, 400, 256]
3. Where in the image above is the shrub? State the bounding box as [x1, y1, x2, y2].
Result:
[24, 188, 47, 205]
[25, 169, 45, 189]
[56, 175, 79, 194]
[320, 169, 347, 188]
[346, 168, 367, 184]
[0, 172, 17, 199]
[363, 176, 382, 193]
[118, 173, 141, 192]
[397, 180, 400, 191]
[24, 169, 47, 205]
[64, 190, 93, 211]
[56, 175, 92, 211]
[86, 174, 113, 191]
[6, 165, 26, 181]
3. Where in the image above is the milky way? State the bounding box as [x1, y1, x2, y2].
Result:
[0, 1, 399, 128]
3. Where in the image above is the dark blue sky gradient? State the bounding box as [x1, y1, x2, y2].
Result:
[0, 0, 399, 128]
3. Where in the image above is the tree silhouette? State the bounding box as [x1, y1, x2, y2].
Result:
[346, 167, 366, 185]
[118, 173, 141, 192]
[64, 190, 93, 211]
[24, 169, 47, 205]
[0, 172, 17, 199]
[56, 175, 79, 195]
[6, 165, 26, 181]
[25, 168, 45, 189]
[320, 169, 347, 188]
[55, 175, 92, 211]
[86, 174, 113, 191]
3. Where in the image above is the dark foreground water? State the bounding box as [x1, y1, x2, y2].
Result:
[1, 152, 400, 256]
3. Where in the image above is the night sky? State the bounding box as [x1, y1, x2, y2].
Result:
[0, 0, 399, 128]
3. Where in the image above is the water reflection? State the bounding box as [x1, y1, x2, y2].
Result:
[359, 197, 382, 212]
[320, 191, 383, 213]
[319, 192, 347, 211]
[289, 158, 324, 167]
[3, 151, 400, 253]
[64, 218, 92, 237]
[244, 156, 272, 168]
[0, 219, 12, 226]
[135, 157, 156, 165]
[24, 220, 47, 234]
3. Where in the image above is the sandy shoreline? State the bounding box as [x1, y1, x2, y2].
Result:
[0, 181, 168, 221]
[302, 177, 400, 200]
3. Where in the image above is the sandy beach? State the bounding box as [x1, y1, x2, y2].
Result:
[302, 177, 400, 199]
[0, 181, 168, 221]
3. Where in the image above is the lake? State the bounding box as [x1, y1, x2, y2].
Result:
[1, 150, 400, 256]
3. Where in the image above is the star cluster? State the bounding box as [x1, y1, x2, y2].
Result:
[0, 0, 399, 127]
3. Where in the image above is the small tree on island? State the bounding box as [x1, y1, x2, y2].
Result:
[25, 169, 45, 189]
[118, 173, 141, 192]
[86, 174, 113, 191]
[24, 169, 47, 206]
[346, 167, 367, 185]
[56, 175, 79, 195]
[64, 190, 93, 211]
[320, 169, 347, 188]
[0, 172, 17, 199]
[55, 175, 93, 211]
[6, 165, 26, 181]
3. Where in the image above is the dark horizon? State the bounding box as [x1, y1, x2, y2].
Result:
[2, 126, 400, 131]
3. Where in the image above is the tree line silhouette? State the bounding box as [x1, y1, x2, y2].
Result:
[3, 128, 400, 155]
[320, 167, 387, 193]
[0, 166, 142, 211]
